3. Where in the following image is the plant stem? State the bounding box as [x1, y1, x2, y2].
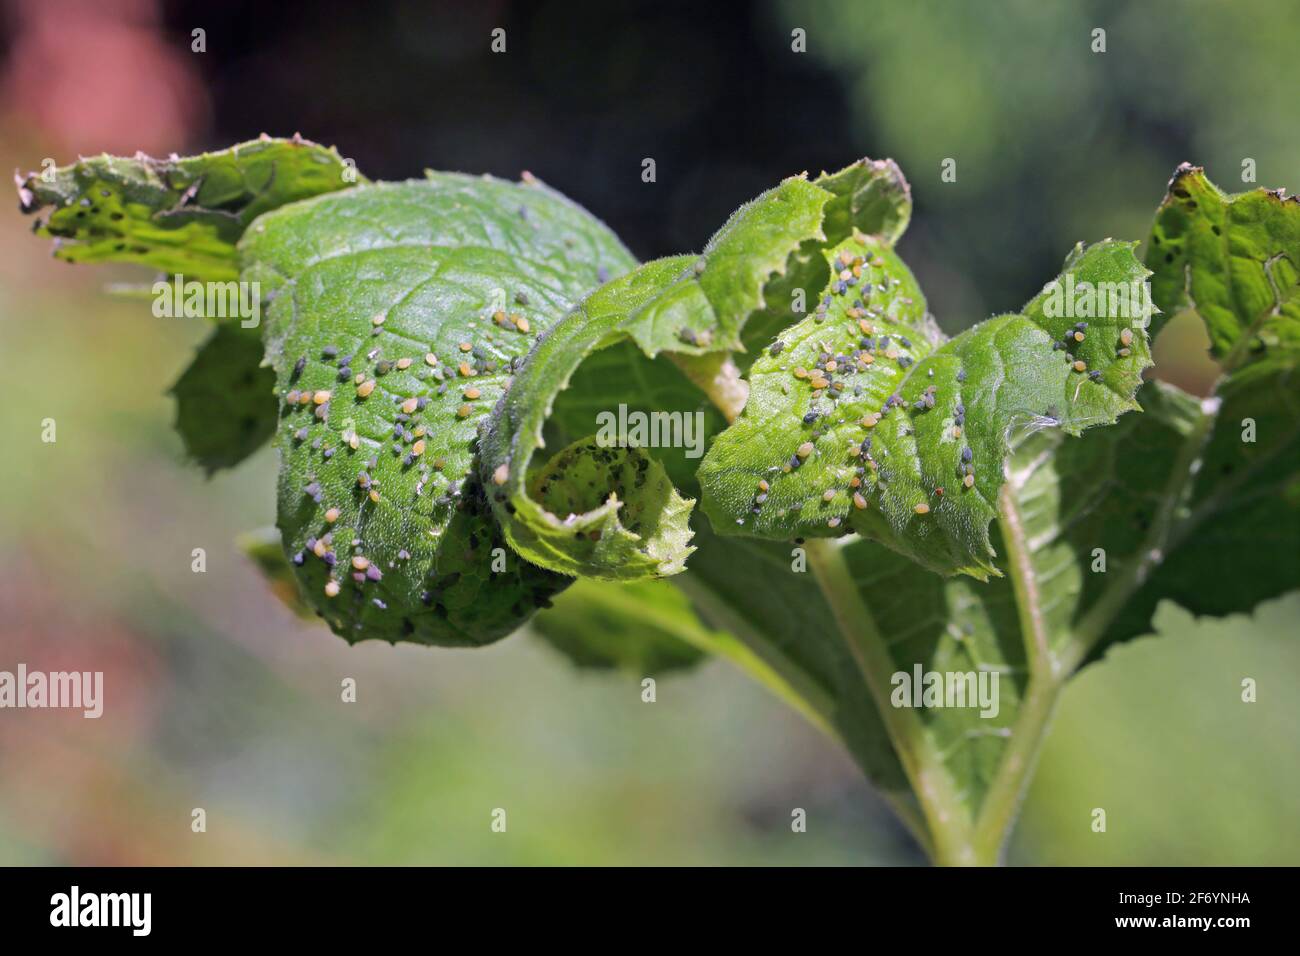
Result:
[805, 538, 976, 865]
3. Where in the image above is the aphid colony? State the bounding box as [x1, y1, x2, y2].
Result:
[743, 243, 971, 531]
[1048, 321, 1134, 383]
[281, 298, 536, 607]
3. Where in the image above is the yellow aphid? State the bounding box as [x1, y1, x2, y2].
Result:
[412, 439, 426, 456]
[963, 473, 975, 488]
[368, 489, 380, 503]
[853, 492, 868, 510]
[324, 580, 340, 597]
[861, 414, 879, 428]
[356, 379, 375, 398]
[822, 489, 836, 502]
[914, 503, 931, 515]
[858, 319, 874, 335]
[849, 475, 862, 488]
[325, 508, 340, 523]
[371, 313, 386, 327]
[348, 433, 360, 450]
[464, 387, 481, 400]
[401, 397, 419, 414]
[757, 479, 769, 493]
[412, 425, 426, 438]
[352, 556, 370, 571]
[396, 357, 413, 370]
[515, 316, 530, 333]
[794, 367, 809, 379]
[824, 360, 838, 373]
[313, 538, 327, 558]
[1120, 328, 1133, 346]
[492, 310, 506, 324]
[457, 404, 472, 418]
[458, 362, 475, 377]
[493, 463, 509, 485]
[1073, 360, 1087, 372]
[860, 353, 875, 366]
[298, 391, 313, 406]
[459, 342, 473, 352]
[312, 390, 330, 404]
[796, 441, 814, 459]
[952, 426, 962, 438]
[424, 352, 439, 366]
[1073, 330, 1085, 342]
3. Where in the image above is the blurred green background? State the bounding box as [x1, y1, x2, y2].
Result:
[0, 0, 1296, 865]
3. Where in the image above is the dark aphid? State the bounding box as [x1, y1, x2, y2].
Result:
[956, 369, 967, 383]
[899, 337, 912, 348]
[961, 446, 973, 462]
[294, 427, 309, 442]
[303, 481, 322, 500]
[803, 410, 819, 424]
[291, 551, 305, 566]
[899, 356, 914, 369]
[1089, 369, 1102, 381]
[769, 340, 785, 357]
[323, 345, 338, 359]
[879, 336, 891, 349]
[291, 355, 307, 381]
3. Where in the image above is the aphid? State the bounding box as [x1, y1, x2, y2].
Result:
[757, 479, 769, 493]
[796, 441, 815, 459]
[323, 346, 338, 359]
[934, 487, 944, 497]
[400, 397, 419, 414]
[1089, 370, 1102, 382]
[325, 507, 340, 523]
[412, 439, 426, 457]
[457, 404, 472, 418]
[853, 492, 867, 510]
[371, 313, 386, 327]
[313, 390, 331, 405]
[961, 446, 973, 463]
[396, 357, 413, 370]
[324, 580, 340, 597]
[369, 489, 381, 503]
[802, 411, 819, 425]
[458, 361, 475, 377]
[822, 489, 836, 502]
[493, 463, 509, 485]
[1072, 330, 1085, 342]
[827, 517, 841, 528]
[286, 389, 301, 404]
[294, 427, 309, 442]
[356, 379, 375, 398]
[366, 565, 383, 582]
[963, 472, 975, 489]
[1120, 328, 1134, 346]
[913, 502, 931, 515]
[292, 355, 306, 380]
[464, 387, 481, 400]
[1073, 360, 1087, 373]
[459, 342, 473, 352]
[956, 369, 967, 383]
[1118, 347, 1132, 357]
[769, 340, 785, 357]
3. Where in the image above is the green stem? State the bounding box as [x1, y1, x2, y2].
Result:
[805, 538, 976, 865]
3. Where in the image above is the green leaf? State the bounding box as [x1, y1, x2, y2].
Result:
[480, 159, 912, 581]
[169, 323, 276, 474]
[16, 136, 360, 281]
[532, 578, 707, 674]
[1147, 164, 1300, 365]
[699, 238, 1154, 579]
[238, 173, 637, 647]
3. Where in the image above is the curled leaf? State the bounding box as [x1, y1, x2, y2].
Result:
[698, 238, 1154, 578]
[17, 136, 360, 281]
[239, 173, 636, 646]
[481, 159, 913, 580]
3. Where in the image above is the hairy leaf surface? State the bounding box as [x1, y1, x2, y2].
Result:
[239, 174, 636, 646]
[481, 159, 913, 581]
[17, 136, 359, 281]
[699, 239, 1154, 578]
